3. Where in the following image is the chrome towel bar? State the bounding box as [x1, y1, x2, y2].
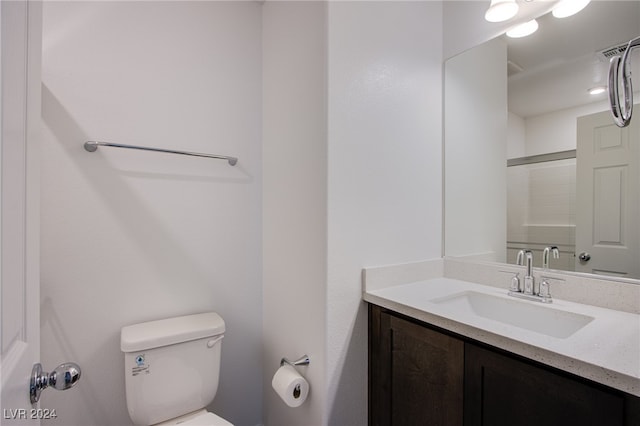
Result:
[84, 141, 238, 166]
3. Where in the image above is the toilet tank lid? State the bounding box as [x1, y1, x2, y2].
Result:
[121, 312, 225, 352]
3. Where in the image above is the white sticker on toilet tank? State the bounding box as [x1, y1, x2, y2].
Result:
[132, 354, 150, 376]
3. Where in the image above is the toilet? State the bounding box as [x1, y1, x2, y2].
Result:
[121, 312, 233, 426]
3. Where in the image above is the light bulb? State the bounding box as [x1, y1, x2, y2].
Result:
[485, 0, 519, 23]
[552, 0, 591, 18]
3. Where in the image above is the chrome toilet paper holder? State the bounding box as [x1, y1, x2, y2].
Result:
[280, 354, 310, 368]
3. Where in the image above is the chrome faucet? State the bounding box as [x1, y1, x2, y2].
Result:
[522, 250, 535, 295]
[514, 250, 535, 295]
[509, 249, 553, 303]
[542, 246, 559, 269]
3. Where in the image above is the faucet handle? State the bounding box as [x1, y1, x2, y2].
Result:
[509, 273, 521, 293]
[538, 278, 552, 303]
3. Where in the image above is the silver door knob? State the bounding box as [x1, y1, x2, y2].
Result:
[578, 252, 591, 262]
[30, 362, 81, 403]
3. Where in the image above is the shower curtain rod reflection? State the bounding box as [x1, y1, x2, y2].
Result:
[83, 141, 238, 166]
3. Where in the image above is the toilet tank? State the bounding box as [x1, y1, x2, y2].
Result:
[121, 312, 225, 426]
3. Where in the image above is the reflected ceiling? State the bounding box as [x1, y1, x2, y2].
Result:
[507, 1, 640, 118]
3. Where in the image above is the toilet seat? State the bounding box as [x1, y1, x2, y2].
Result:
[177, 412, 232, 426]
[154, 409, 233, 426]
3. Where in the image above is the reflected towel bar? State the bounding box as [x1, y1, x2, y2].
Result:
[84, 141, 238, 166]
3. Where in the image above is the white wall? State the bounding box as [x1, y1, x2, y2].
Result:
[508, 111, 526, 159]
[40, 2, 263, 425]
[326, 2, 443, 424]
[444, 37, 507, 261]
[262, 2, 327, 425]
[41, 3, 446, 426]
[263, 3, 444, 424]
[523, 100, 610, 156]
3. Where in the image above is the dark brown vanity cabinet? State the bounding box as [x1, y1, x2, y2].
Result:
[369, 304, 464, 426]
[369, 304, 640, 426]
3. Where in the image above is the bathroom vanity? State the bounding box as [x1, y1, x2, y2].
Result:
[369, 304, 639, 426]
[363, 259, 640, 426]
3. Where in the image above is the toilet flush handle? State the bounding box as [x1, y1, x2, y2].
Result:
[206, 335, 224, 348]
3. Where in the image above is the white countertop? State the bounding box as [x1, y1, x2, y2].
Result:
[364, 277, 640, 397]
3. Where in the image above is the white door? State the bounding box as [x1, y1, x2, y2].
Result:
[575, 109, 640, 278]
[1, 1, 42, 424]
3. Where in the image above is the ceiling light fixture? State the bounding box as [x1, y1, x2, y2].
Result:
[506, 19, 539, 38]
[552, 0, 591, 18]
[484, 0, 519, 23]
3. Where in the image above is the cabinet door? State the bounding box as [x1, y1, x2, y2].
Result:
[369, 305, 464, 426]
[464, 343, 628, 426]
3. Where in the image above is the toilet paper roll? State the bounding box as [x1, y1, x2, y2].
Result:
[271, 364, 309, 407]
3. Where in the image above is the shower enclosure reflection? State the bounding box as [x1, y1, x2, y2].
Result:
[507, 156, 576, 272]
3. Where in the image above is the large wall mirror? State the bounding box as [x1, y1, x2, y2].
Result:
[445, 1, 640, 282]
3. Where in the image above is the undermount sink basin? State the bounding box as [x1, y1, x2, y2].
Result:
[430, 291, 594, 338]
